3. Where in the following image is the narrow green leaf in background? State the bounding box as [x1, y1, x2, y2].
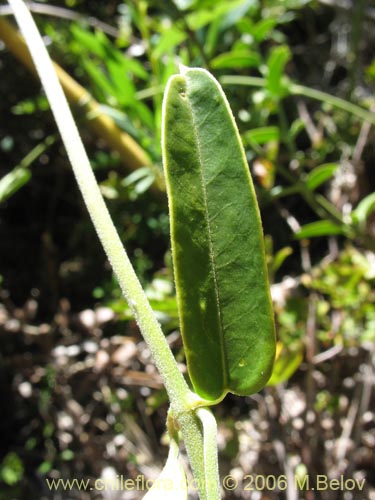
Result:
[271, 246, 293, 275]
[296, 220, 345, 239]
[265, 45, 291, 97]
[211, 50, 260, 70]
[243, 126, 280, 145]
[351, 192, 375, 228]
[305, 163, 338, 191]
[267, 342, 303, 386]
[162, 67, 275, 401]
[252, 18, 278, 42]
[0, 167, 31, 203]
[186, 0, 250, 31]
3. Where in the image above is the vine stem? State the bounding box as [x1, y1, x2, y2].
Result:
[7, 0, 192, 415]
[8, 2, 222, 498]
[196, 408, 220, 500]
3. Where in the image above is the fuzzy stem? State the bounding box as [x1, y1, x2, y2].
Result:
[196, 408, 220, 500]
[8, 3, 222, 498]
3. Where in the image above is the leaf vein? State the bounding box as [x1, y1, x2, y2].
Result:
[186, 82, 228, 390]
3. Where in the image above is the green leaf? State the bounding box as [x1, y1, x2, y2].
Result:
[162, 67, 276, 401]
[272, 246, 293, 274]
[252, 18, 278, 42]
[70, 25, 105, 58]
[106, 58, 136, 107]
[82, 59, 117, 103]
[142, 440, 187, 499]
[153, 27, 187, 58]
[122, 166, 156, 195]
[351, 192, 375, 227]
[0, 167, 31, 203]
[267, 342, 303, 386]
[296, 220, 345, 239]
[211, 50, 261, 70]
[217, 0, 259, 31]
[265, 45, 291, 97]
[100, 105, 141, 140]
[186, 0, 251, 31]
[305, 163, 338, 191]
[123, 56, 149, 81]
[244, 126, 280, 145]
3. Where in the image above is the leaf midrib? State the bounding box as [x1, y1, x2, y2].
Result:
[185, 76, 228, 392]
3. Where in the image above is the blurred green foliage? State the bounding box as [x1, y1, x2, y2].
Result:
[308, 245, 375, 345]
[0, 452, 24, 486]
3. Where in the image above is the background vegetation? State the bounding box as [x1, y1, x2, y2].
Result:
[0, 0, 374, 499]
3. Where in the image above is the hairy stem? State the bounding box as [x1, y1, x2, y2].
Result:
[8, 3, 221, 498]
